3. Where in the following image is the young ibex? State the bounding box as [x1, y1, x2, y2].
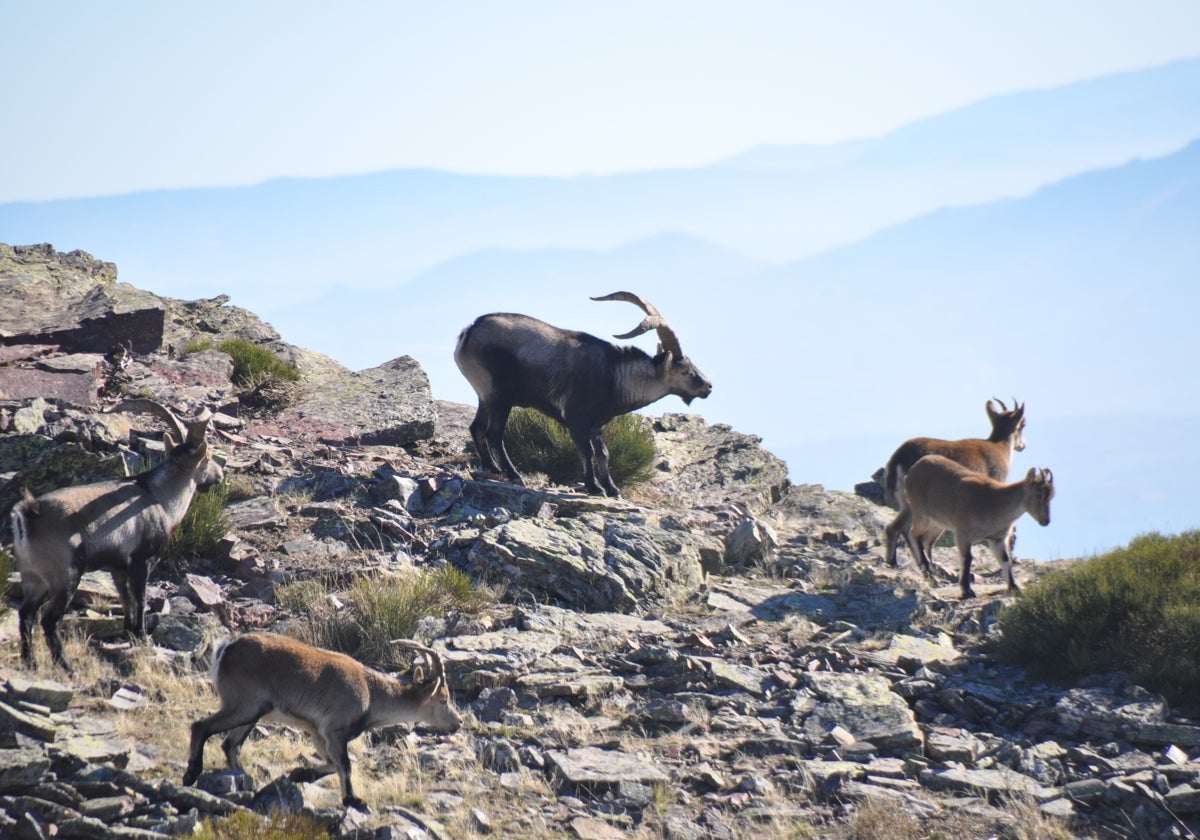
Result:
[890, 454, 1055, 599]
[884, 398, 1026, 567]
[454, 291, 712, 497]
[11, 399, 223, 671]
[184, 633, 462, 812]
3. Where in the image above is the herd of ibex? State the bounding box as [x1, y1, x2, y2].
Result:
[4, 291, 1055, 809]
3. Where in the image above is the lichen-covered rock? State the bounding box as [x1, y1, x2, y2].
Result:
[0, 442, 129, 538]
[466, 513, 706, 612]
[802, 672, 924, 756]
[0, 243, 164, 353]
[246, 355, 436, 446]
[648, 413, 790, 509]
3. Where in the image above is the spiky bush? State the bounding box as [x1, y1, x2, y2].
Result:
[288, 568, 484, 669]
[163, 480, 231, 575]
[501, 408, 657, 490]
[194, 811, 328, 840]
[996, 531, 1200, 703]
[184, 338, 300, 387]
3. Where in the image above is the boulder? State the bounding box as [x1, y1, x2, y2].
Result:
[0, 244, 164, 353]
[466, 513, 706, 612]
[246, 355, 436, 446]
[802, 672, 924, 756]
[648, 413, 790, 509]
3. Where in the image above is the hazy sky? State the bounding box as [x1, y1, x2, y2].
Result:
[4, 1, 1200, 202]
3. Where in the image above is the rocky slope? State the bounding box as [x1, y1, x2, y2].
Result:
[0, 244, 1197, 839]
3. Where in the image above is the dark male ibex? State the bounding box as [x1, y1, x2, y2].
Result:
[454, 292, 712, 497]
[11, 399, 223, 671]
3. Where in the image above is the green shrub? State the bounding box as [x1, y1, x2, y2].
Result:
[291, 568, 484, 669]
[502, 408, 657, 489]
[163, 480, 231, 575]
[996, 531, 1200, 702]
[194, 810, 328, 840]
[274, 578, 326, 614]
[184, 338, 300, 387]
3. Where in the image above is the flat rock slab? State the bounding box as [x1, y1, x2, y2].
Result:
[0, 746, 51, 793]
[570, 816, 629, 840]
[876, 633, 961, 667]
[547, 747, 668, 793]
[0, 366, 104, 408]
[515, 672, 624, 699]
[467, 514, 706, 613]
[247, 355, 436, 446]
[803, 672, 924, 756]
[518, 605, 672, 639]
[920, 766, 1043, 801]
[695, 658, 769, 696]
[1056, 687, 1200, 747]
[0, 244, 165, 353]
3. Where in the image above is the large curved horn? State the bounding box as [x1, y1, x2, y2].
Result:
[108, 399, 188, 443]
[392, 639, 446, 683]
[591, 291, 683, 359]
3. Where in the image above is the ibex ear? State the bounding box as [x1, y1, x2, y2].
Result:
[164, 432, 179, 450]
[1026, 467, 1038, 481]
[412, 664, 427, 684]
[986, 400, 998, 419]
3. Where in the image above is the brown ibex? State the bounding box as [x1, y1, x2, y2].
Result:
[184, 633, 462, 812]
[10, 399, 223, 671]
[454, 291, 712, 497]
[885, 398, 1026, 568]
[891, 454, 1055, 599]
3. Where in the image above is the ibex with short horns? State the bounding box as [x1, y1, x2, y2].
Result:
[884, 398, 1026, 567]
[11, 399, 223, 671]
[454, 291, 712, 497]
[891, 454, 1055, 599]
[184, 633, 462, 812]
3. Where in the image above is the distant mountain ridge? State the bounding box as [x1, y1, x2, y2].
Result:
[1, 58, 1197, 315]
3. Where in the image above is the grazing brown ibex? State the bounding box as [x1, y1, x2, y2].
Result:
[454, 291, 712, 497]
[184, 633, 462, 812]
[890, 454, 1055, 599]
[11, 400, 223, 671]
[884, 398, 1026, 567]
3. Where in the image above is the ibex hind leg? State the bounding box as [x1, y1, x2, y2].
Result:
[184, 702, 270, 786]
[884, 508, 911, 568]
[469, 406, 501, 474]
[987, 535, 1021, 595]
[18, 580, 51, 668]
[289, 730, 336, 783]
[588, 427, 620, 497]
[221, 723, 257, 771]
[957, 544, 977, 600]
[486, 405, 527, 485]
[40, 588, 76, 673]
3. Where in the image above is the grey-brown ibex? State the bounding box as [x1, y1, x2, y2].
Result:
[11, 399, 223, 671]
[884, 398, 1026, 568]
[890, 454, 1055, 599]
[184, 633, 462, 812]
